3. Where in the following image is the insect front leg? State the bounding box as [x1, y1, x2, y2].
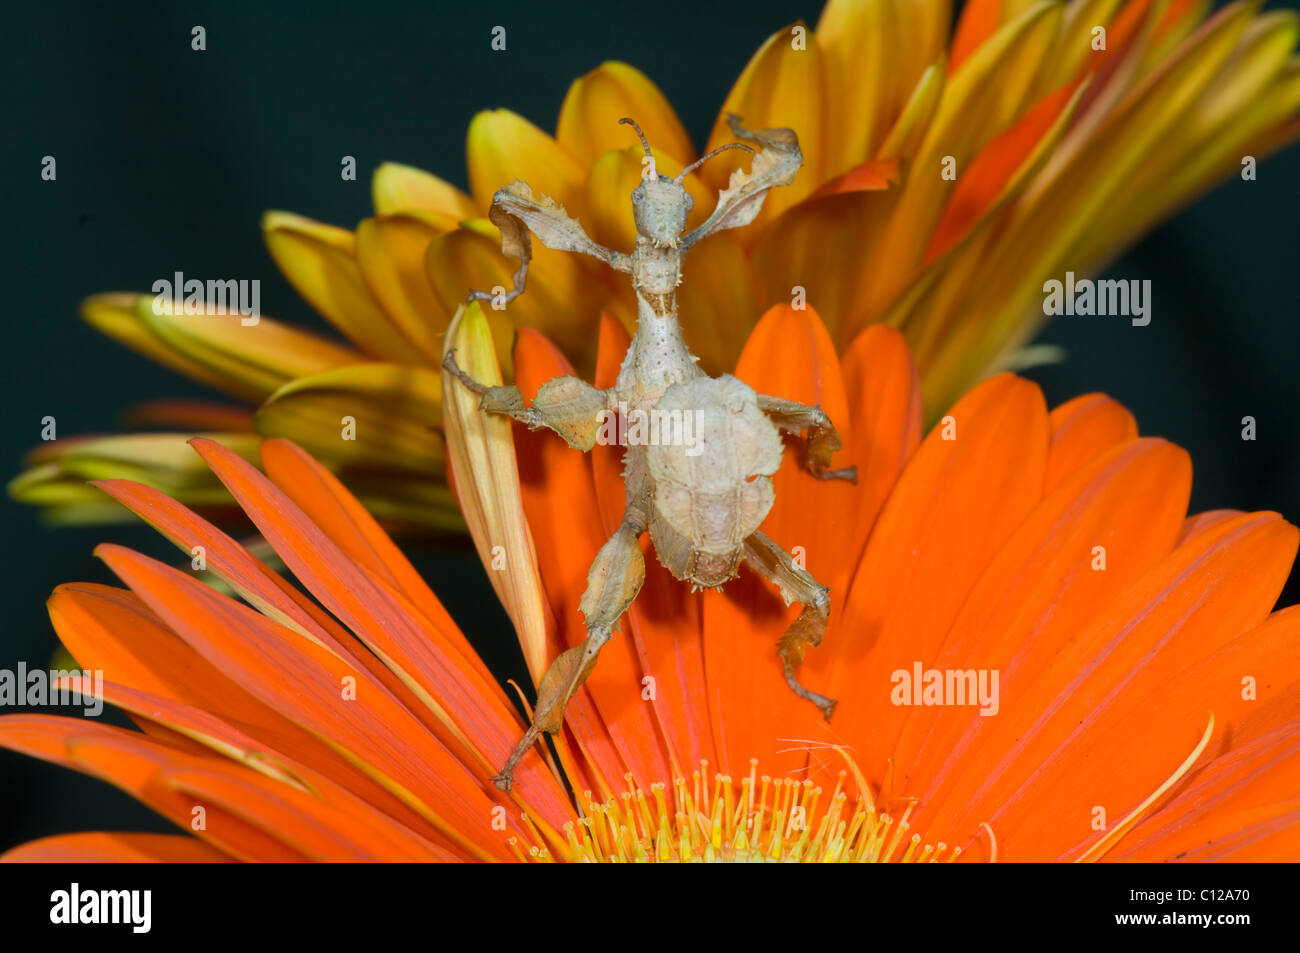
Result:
[443, 350, 613, 451]
[494, 514, 647, 790]
[757, 394, 858, 483]
[468, 180, 631, 306]
[741, 529, 837, 720]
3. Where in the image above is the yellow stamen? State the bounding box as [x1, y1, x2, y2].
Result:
[509, 758, 967, 862]
[1075, 713, 1215, 863]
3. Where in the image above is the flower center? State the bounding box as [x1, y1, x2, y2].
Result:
[514, 758, 962, 863]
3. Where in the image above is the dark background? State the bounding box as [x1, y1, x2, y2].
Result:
[1, 0, 1297, 851]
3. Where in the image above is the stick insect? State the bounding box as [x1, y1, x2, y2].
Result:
[444, 115, 856, 790]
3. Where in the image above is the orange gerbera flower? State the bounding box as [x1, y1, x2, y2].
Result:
[5, 303, 1297, 862]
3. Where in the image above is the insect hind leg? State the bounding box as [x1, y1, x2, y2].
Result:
[493, 516, 647, 790]
[756, 394, 857, 483]
[742, 529, 837, 720]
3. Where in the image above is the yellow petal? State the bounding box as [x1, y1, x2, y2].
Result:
[371, 162, 476, 218]
[81, 293, 258, 400]
[466, 109, 585, 212]
[8, 457, 142, 523]
[557, 62, 694, 166]
[254, 362, 444, 474]
[425, 221, 605, 373]
[890, 0, 954, 89]
[441, 302, 553, 678]
[1039, 0, 1125, 93]
[862, 1, 1064, 321]
[753, 188, 899, 348]
[355, 213, 453, 365]
[1074, 10, 1300, 266]
[677, 231, 762, 375]
[876, 57, 947, 159]
[262, 210, 417, 361]
[137, 296, 362, 402]
[700, 22, 828, 227]
[10, 433, 260, 511]
[816, 0, 951, 171]
[972, 0, 1260, 370]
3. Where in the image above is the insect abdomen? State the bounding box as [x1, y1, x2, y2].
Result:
[645, 375, 784, 587]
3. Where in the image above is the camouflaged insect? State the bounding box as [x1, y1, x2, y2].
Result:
[444, 115, 856, 790]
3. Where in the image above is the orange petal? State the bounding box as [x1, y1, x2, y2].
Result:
[811, 157, 900, 197]
[188, 437, 575, 837]
[949, 0, 1002, 73]
[1, 832, 233, 863]
[1031, 603, 1300, 861]
[510, 328, 636, 795]
[1179, 508, 1244, 544]
[925, 77, 1087, 263]
[735, 305, 854, 590]
[511, 332, 605, 660]
[1116, 710, 1300, 861]
[0, 716, 308, 862]
[95, 543, 534, 860]
[896, 438, 1191, 828]
[802, 374, 1049, 789]
[934, 511, 1298, 858]
[88, 478, 432, 712]
[1044, 393, 1139, 493]
[258, 439, 478, 677]
[123, 400, 254, 433]
[702, 304, 853, 776]
[86, 674, 458, 860]
[839, 324, 924, 571]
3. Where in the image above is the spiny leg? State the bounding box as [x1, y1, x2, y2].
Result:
[467, 256, 528, 309]
[468, 180, 630, 307]
[742, 529, 837, 720]
[757, 394, 857, 483]
[494, 515, 647, 790]
[443, 350, 612, 451]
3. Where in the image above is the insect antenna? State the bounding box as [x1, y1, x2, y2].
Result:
[673, 141, 756, 184]
[618, 117, 654, 159]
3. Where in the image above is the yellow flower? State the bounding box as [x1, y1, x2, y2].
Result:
[13, 0, 1298, 527]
